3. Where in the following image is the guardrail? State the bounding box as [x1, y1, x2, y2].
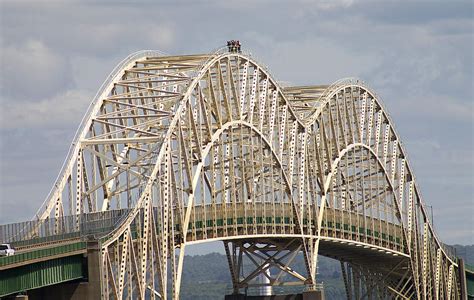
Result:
[0, 254, 85, 297]
[0, 209, 130, 247]
[0, 241, 86, 268]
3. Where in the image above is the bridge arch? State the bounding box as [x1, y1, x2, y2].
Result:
[96, 51, 311, 299]
[182, 119, 293, 234]
[305, 79, 447, 251]
[302, 79, 459, 298]
[8, 49, 462, 299]
[318, 142, 401, 226]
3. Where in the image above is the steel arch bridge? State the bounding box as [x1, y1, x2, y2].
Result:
[2, 48, 467, 299]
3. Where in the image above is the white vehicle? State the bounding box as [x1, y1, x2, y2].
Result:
[0, 243, 15, 256]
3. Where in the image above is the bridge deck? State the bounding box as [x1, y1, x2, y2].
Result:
[1, 203, 405, 267]
[179, 202, 404, 252]
[0, 241, 86, 271]
[0, 202, 406, 296]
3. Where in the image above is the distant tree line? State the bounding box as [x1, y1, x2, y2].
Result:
[179, 244, 473, 300]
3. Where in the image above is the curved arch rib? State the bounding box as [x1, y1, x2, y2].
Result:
[29, 50, 462, 300]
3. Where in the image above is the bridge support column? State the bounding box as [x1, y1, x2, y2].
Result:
[458, 258, 468, 298]
[82, 240, 102, 299]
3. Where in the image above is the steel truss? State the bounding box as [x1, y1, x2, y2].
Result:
[224, 238, 311, 294]
[29, 48, 463, 299]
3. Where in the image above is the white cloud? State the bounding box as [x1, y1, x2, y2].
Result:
[0, 40, 74, 100]
[240, 33, 374, 85]
[0, 89, 92, 129]
[390, 93, 473, 123]
[0, 0, 472, 245]
[298, 0, 355, 10]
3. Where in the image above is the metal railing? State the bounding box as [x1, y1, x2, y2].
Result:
[0, 209, 129, 247]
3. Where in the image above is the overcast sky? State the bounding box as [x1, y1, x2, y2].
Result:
[0, 0, 472, 246]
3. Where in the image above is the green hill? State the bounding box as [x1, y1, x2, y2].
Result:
[179, 253, 344, 300]
[179, 244, 473, 299]
[452, 244, 474, 265]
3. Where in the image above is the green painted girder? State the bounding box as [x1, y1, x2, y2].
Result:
[0, 255, 85, 297]
[0, 241, 86, 269]
[466, 263, 474, 297]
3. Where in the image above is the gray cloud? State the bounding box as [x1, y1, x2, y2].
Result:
[0, 89, 92, 129]
[351, 0, 473, 24]
[1, 40, 74, 100]
[0, 0, 472, 244]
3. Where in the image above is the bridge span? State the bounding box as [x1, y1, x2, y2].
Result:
[0, 47, 471, 299]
